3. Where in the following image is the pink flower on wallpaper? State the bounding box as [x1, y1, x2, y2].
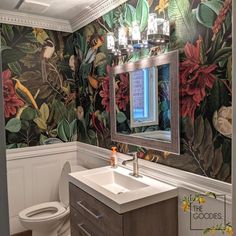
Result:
[116, 73, 129, 111]
[180, 36, 217, 120]
[99, 65, 111, 112]
[2, 69, 24, 118]
[99, 66, 129, 112]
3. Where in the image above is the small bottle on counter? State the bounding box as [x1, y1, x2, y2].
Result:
[110, 147, 117, 168]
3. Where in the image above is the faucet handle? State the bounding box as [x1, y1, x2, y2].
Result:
[126, 152, 138, 159]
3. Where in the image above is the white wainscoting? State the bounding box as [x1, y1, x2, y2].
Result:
[7, 142, 78, 235]
[76, 142, 232, 236]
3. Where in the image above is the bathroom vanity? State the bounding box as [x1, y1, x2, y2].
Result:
[69, 166, 178, 236]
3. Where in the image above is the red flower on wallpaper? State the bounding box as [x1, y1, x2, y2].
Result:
[116, 73, 129, 111]
[180, 37, 217, 120]
[2, 69, 24, 118]
[99, 66, 111, 112]
[99, 66, 129, 113]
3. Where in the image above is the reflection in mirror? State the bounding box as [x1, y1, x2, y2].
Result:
[110, 51, 179, 154]
[115, 64, 171, 141]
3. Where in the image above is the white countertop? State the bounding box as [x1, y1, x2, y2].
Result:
[69, 166, 178, 214]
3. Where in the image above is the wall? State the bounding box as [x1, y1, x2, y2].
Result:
[74, 0, 232, 182]
[1, 24, 77, 148]
[76, 142, 232, 236]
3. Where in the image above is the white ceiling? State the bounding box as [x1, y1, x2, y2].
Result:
[0, 0, 97, 20]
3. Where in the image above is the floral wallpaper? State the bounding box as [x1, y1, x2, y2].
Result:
[1, 25, 77, 148]
[74, 0, 232, 182]
[0, 0, 232, 183]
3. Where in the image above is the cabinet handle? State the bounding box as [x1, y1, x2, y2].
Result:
[78, 223, 92, 236]
[77, 201, 102, 219]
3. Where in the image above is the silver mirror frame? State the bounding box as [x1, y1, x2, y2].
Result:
[110, 50, 180, 154]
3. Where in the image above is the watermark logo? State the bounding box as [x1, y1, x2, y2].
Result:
[190, 194, 225, 230]
[182, 192, 233, 235]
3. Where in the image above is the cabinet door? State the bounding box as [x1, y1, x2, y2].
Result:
[123, 198, 178, 236]
[70, 183, 123, 236]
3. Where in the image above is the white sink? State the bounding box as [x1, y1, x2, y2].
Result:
[69, 166, 177, 213]
[84, 170, 148, 195]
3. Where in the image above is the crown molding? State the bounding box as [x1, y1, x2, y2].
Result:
[0, 9, 72, 32]
[0, 0, 127, 32]
[70, 0, 128, 31]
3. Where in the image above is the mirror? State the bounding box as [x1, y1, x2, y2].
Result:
[110, 51, 180, 154]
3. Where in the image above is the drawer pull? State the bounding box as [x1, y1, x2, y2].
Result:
[77, 201, 102, 219]
[78, 223, 91, 236]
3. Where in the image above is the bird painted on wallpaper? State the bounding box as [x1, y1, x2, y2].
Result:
[89, 34, 104, 50]
[13, 77, 39, 111]
[41, 39, 55, 82]
[42, 39, 55, 59]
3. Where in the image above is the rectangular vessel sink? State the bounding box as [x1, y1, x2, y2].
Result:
[84, 170, 148, 194]
[69, 166, 177, 213]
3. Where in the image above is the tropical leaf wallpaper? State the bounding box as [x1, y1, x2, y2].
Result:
[0, 0, 232, 182]
[1, 25, 77, 147]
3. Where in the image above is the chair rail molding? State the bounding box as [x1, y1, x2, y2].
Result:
[0, 0, 127, 32]
[76, 141, 232, 204]
[7, 141, 78, 161]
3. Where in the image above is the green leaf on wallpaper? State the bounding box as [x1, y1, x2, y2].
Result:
[212, 47, 232, 64]
[1, 35, 7, 46]
[211, 146, 223, 177]
[117, 112, 127, 123]
[34, 103, 49, 131]
[25, 32, 38, 43]
[70, 119, 77, 136]
[40, 134, 48, 145]
[97, 64, 106, 76]
[5, 118, 21, 133]
[94, 52, 107, 68]
[88, 129, 96, 139]
[21, 107, 37, 121]
[49, 99, 67, 124]
[2, 24, 14, 42]
[136, 0, 149, 32]
[83, 24, 95, 43]
[74, 32, 86, 54]
[85, 48, 96, 64]
[8, 61, 22, 76]
[193, 116, 204, 150]
[40, 103, 49, 122]
[2, 49, 25, 64]
[160, 100, 169, 112]
[124, 4, 136, 27]
[16, 43, 38, 54]
[57, 119, 71, 142]
[196, 0, 223, 28]
[168, 0, 197, 44]
[103, 11, 114, 29]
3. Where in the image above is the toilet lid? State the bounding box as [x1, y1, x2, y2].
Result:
[59, 162, 71, 208]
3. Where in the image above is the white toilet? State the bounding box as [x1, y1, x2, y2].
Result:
[19, 162, 86, 236]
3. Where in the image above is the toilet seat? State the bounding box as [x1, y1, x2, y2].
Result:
[19, 201, 68, 222]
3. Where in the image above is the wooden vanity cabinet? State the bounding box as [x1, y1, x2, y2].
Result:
[69, 183, 178, 236]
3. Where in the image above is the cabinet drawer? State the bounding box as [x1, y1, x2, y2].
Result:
[69, 183, 123, 235]
[70, 207, 104, 236]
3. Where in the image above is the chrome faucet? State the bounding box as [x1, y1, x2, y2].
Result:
[122, 152, 142, 178]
